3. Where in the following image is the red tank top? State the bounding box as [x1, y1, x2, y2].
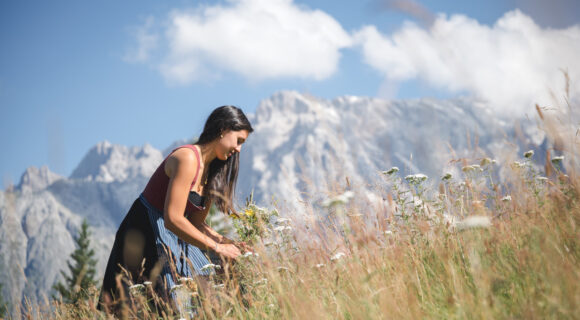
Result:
[142, 145, 205, 214]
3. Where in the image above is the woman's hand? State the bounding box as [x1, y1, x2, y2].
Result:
[215, 243, 242, 259]
[219, 237, 254, 253]
[219, 237, 236, 245]
[235, 241, 254, 253]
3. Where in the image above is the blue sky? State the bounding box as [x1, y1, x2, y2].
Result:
[1, 0, 579, 187]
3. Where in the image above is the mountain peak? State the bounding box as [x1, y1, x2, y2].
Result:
[69, 141, 163, 182]
[238, 93, 535, 210]
[17, 166, 63, 193]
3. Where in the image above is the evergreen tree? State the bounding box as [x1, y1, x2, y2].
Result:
[53, 219, 98, 304]
[0, 282, 7, 318]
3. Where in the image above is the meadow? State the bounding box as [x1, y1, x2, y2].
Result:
[18, 92, 580, 319]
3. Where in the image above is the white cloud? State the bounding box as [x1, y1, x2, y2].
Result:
[124, 16, 159, 63]
[355, 10, 580, 115]
[156, 0, 352, 84]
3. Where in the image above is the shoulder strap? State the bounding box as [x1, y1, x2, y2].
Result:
[170, 145, 202, 189]
[190, 145, 202, 188]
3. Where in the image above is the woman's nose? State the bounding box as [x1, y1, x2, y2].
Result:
[235, 145, 242, 153]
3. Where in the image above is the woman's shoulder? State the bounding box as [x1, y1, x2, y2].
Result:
[169, 144, 198, 155]
[165, 145, 201, 176]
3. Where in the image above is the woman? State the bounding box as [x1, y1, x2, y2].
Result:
[98, 105, 253, 314]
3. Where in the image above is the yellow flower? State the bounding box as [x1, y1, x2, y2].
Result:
[244, 208, 255, 217]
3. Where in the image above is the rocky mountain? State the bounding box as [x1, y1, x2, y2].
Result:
[0, 142, 163, 310]
[70, 140, 162, 183]
[0, 91, 544, 311]
[237, 91, 540, 213]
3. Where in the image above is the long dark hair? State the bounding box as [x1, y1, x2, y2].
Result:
[197, 106, 253, 215]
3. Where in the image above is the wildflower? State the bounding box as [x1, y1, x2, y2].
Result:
[512, 161, 525, 168]
[242, 251, 259, 258]
[212, 284, 225, 289]
[416, 173, 428, 181]
[170, 284, 184, 292]
[384, 230, 393, 235]
[256, 205, 268, 213]
[275, 217, 291, 225]
[330, 252, 346, 261]
[414, 198, 424, 208]
[551, 156, 564, 164]
[143, 281, 152, 286]
[524, 150, 534, 158]
[322, 191, 354, 208]
[463, 165, 482, 173]
[382, 167, 399, 175]
[442, 173, 453, 181]
[179, 277, 194, 283]
[536, 176, 548, 182]
[462, 165, 474, 172]
[243, 208, 255, 218]
[501, 195, 512, 202]
[405, 174, 428, 184]
[253, 278, 268, 285]
[129, 284, 145, 295]
[129, 284, 145, 289]
[179, 277, 198, 292]
[456, 216, 491, 230]
[480, 158, 492, 166]
[315, 263, 326, 268]
[273, 225, 292, 232]
[201, 263, 222, 271]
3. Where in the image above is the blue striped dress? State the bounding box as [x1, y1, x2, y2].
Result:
[98, 195, 218, 316]
[99, 145, 220, 316]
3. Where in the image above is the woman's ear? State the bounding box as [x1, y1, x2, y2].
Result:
[220, 129, 231, 139]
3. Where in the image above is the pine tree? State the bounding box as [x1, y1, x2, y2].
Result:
[53, 219, 98, 304]
[0, 282, 7, 318]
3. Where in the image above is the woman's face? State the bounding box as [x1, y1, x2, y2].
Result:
[215, 129, 249, 160]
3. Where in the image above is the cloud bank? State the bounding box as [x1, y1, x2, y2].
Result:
[126, 2, 580, 115]
[355, 9, 580, 114]
[150, 0, 351, 84]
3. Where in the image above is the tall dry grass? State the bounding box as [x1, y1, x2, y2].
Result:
[37, 159, 578, 320]
[16, 85, 580, 319]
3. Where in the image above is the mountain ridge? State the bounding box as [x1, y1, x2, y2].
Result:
[0, 91, 544, 312]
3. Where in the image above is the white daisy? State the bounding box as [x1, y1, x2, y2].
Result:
[201, 264, 221, 271]
[330, 252, 346, 261]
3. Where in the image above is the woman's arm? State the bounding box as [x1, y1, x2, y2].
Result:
[162, 148, 241, 259]
[189, 201, 252, 251]
[199, 222, 234, 243]
[188, 201, 237, 244]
